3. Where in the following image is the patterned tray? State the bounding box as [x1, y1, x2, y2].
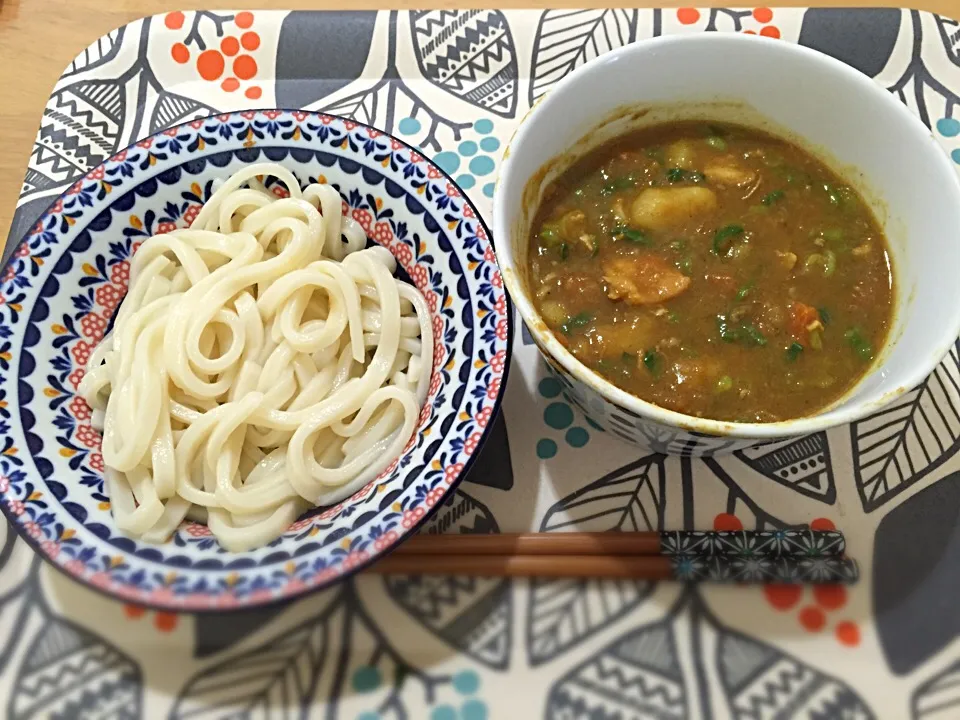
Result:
[3, 7, 960, 719]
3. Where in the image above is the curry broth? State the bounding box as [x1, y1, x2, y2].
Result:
[527, 121, 894, 423]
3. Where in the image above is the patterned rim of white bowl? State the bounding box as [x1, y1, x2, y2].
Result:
[0, 110, 513, 612]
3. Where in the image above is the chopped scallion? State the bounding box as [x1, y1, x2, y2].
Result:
[642, 349, 662, 376]
[761, 189, 785, 206]
[600, 175, 637, 196]
[667, 168, 705, 184]
[742, 324, 767, 347]
[560, 311, 593, 335]
[612, 226, 651, 245]
[785, 342, 804, 362]
[713, 224, 745, 256]
[844, 328, 874, 360]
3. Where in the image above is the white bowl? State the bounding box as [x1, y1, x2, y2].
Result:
[493, 33, 960, 455]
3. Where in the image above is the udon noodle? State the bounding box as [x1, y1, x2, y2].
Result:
[78, 162, 433, 551]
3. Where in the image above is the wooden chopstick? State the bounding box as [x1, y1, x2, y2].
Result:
[368, 552, 859, 584]
[395, 530, 846, 558]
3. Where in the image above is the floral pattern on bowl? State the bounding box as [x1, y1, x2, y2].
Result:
[0, 110, 512, 611]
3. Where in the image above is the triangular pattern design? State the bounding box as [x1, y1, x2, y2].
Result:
[9, 618, 141, 720]
[735, 433, 836, 503]
[150, 92, 220, 134]
[411, 10, 518, 117]
[26, 80, 124, 201]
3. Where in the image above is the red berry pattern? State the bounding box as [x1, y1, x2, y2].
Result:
[95, 284, 124, 313]
[351, 208, 373, 233]
[80, 313, 107, 342]
[487, 377, 502, 401]
[372, 221, 393, 245]
[68, 368, 86, 390]
[110, 261, 130, 287]
[401, 506, 426, 528]
[75, 424, 102, 450]
[71, 341, 92, 367]
[69, 396, 92, 422]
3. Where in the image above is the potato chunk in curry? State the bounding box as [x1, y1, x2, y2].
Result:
[630, 187, 718, 230]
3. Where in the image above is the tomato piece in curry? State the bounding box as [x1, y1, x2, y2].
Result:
[527, 121, 894, 423]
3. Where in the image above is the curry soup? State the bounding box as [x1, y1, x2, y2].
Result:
[527, 121, 894, 423]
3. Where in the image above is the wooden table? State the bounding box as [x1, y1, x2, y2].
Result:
[0, 0, 955, 245]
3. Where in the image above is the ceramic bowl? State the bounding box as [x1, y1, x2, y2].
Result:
[493, 33, 960, 455]
[0, 110, 512, 610]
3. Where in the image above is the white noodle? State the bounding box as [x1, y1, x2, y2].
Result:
[78, 162, 433, 552]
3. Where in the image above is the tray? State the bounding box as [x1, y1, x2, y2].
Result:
[3, 7, 960, 719]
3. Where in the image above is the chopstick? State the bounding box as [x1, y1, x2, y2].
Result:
[365, 531, 857, 583]
[395, 530, 846, 557]
[368, 552, 859, 584]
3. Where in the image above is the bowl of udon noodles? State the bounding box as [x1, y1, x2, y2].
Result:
[0, 110, 511, 610]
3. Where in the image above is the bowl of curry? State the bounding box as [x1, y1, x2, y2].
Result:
[493, 33, 960, 454]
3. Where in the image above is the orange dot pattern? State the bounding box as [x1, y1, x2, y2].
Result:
[123, 603, 146, 619]
[713, 513, 743, 532]
[197, 50, 225, 81]
[813, 584, 847, 610]
[164, 11, 262, 99]
[155, 612, 178, 632]
[764, 584, 802, 611]
[811, 517, 836, 531]
[165, 12, 185, 30]
[221, 36, 239, 56]
[677, 8, 700, 25]
[759, 517, 859, 647]
[799, 606, 826, 631]
[753, 7, 773, 23]
[171, 43, 189, 64]
[233, 55, 258, 80]
[836, 621, 860, 646]
[123, 603, 180, 633]
[746, 7, 780, 39]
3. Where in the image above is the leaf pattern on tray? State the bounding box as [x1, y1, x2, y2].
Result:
[9, 615, 142, 720]
[884, 11, 960, 128]
[545, 591, 876, 720]
[734, 433, 836, 504]
[527, 578, 654, 666]
[150, 92, 219, 135]
[63, 26, 126, 78]
[912, 660, 960, 719]
[318, 11, 471, 150]
[384, 489, 511, 668]
[851, 341, 960, 512]
[173, 583, 455, 718]
[540, 454, 666, 533]
[411, 10, 519, 118]
[528, 10, 639, 106]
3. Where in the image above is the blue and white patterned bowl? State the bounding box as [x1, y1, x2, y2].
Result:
[0, 110, 512, 611]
